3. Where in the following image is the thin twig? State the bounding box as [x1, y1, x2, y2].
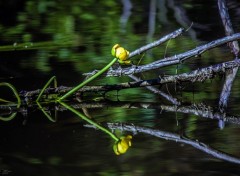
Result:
[128, 28, 184, 59]
[128, 74, 181, 105]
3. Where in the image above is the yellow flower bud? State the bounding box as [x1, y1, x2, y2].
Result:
[115, 47, 129, 61]
[113, 135, 132, 155]
[111, 44, 129, 61]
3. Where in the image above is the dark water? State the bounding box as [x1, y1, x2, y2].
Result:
[1, 0, 240, 175]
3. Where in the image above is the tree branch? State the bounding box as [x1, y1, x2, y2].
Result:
[20, 58, 240, 100]
[218, 0, 240, 109]
[103, 33, 240, 77]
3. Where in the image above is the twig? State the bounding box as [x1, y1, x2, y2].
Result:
[128, 28, 184, 59]
[128, 74, 181, 105]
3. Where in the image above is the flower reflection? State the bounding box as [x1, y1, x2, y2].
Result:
[113, 135, 132, 155]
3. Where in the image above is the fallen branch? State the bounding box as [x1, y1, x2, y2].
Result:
[20, 57, 240, 99]
[218, 0, 240, 109]
[99, 33, 240, 77]
[126, 28, 184, 105]
[83, 28, 185, 77]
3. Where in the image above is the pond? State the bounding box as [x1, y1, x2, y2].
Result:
[1, 0, 240, 175]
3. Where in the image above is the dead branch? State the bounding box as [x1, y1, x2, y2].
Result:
[129, 28, 184, 59]
[15, 28, 240, 107]
[128, 74, 181, 105]
[102, 33, 240, 77]
[20, 58, 240, 100]
[218, 0, 240, 109]
[218, 0, 239, 56]
[126, 29, 184, 105]
[83, 28, 185, 77]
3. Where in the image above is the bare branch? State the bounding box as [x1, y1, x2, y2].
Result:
[83, 28, 185, 77]
[129, 74, 181, 105]
[105, 33, 240, 77]
[218, 0, 239, 109]
[129, 28, 184, 58]
[218, 0, 239, 55]
[20, 59, 240, 100]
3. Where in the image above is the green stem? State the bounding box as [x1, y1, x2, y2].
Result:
[0, 82, 21, 122]
[36, 101, 56, 122]
[36, 76, 57, 102]
[59, 101, 119, 141]
[0, 113, 17, 122]
[0, 82, 21, 108]
[58, 58, 117, 101]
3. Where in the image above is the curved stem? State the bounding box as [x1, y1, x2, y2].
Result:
[0, 82, 21, 108]
[0, 113, 17, 122]
[59, 101, 119, 141]
[36, 76, 57, 102]
[58, 58, 117, 101]
[36, 102, 57, 122]
[0, 82, 21, 122]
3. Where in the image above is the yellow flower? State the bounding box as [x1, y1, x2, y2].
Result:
[113, 135, 132, 155]
[111, 44, 130, 62]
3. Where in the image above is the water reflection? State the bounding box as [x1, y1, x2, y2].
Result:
[1, 99, 240, 175]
